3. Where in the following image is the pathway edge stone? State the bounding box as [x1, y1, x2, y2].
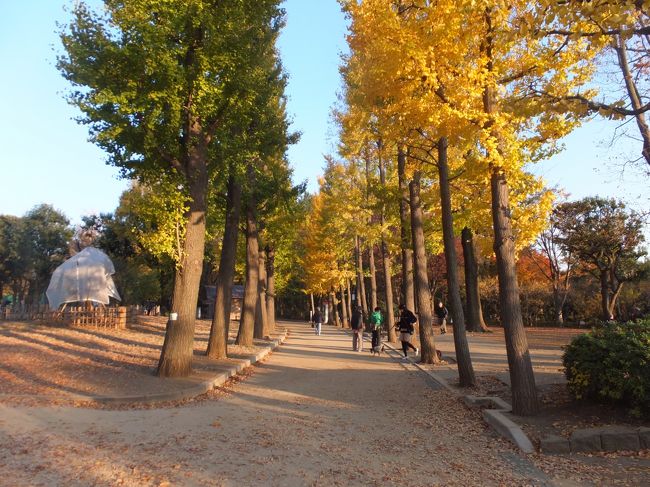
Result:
[380, 335, 537, 454]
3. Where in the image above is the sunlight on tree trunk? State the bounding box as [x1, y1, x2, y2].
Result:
[437, 138, 475, 386]
[409, 172, 438, 364]
[207, 175, 241, 359]
[462, 227, 489, 332]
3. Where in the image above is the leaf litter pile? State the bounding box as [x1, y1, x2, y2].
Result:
[0, 316, 273, 408]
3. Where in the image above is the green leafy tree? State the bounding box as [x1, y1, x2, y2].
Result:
[555, 197, 646, 321]
[23, 205, 73, 307]
[0, 206, 72, 308]
[58, 0, 286, 377]
[79, 187, 177, 308]
[0, 216, 28, 303]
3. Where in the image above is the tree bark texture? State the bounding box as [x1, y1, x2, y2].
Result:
[381, 243, 396, 342]
[364, 150, 378, 312]
[368, 245, 378, 310]
[346, 278, 353, 320]
[355, 235, 368, 314]
[461, 227, 489, 332]
[552, 285, 565, 324]
[236, 203, 260, 347]
[614, 35, 650, 168]
[600, 270, 612, 320]
[608, 278, 624, 320]
[330, 290, 341, 327]
[378, 147, 396, 342]
[254, 251, 268, 339]
[206, 175, 242, 359]
[157, 130, 208, 378]
[490, 169, 539, 415]
[398, 147, 415, 311]
[437, 138, 475, 386]
[409, 172, 438, 364]
[340, 286, 349, 328]
[265, 246, 276, 333]
[482, 15, 539, 411]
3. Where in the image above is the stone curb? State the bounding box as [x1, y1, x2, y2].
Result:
[541, 426, 650, 455]
[7, 329, 288, 406]
[483, 409, 536, 454]
[347, 327, 649, 456]
[378, 334, 535, 454]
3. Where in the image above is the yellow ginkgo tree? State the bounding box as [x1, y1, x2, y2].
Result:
[339, 0, 603, 415]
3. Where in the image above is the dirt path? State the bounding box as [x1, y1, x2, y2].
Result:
[0, 322, 642, 486]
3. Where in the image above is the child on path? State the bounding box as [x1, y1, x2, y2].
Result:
[369, 306, 383, 354]
[396, 304, 418, 360]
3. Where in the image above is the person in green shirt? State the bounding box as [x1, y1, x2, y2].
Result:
[369, 306, 384, 355]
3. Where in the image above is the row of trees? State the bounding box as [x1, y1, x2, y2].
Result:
[57, 1, 305, 378]
[0, 205, 72, 309]
[298, 1, 650, 416]
[533, 197, 647, 323]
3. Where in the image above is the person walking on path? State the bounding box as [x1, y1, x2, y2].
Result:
[435, 301, 449, 334]
[350, 306, 364, 351]
[369, 306, 384, 353]
[312, 308, 323, 336]
[396, 304, 418, 360]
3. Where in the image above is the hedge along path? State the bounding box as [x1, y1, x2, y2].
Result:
[0, 321, 638, 486]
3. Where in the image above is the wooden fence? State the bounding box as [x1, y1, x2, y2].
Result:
[1, 305, 140, 329]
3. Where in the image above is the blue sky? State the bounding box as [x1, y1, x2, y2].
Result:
[0, 1, 648, 227]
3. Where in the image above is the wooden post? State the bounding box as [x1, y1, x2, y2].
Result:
[118, 306, 127, 329]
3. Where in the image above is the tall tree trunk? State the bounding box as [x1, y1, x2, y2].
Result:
[157, 132, 208, 378]
[254, 251, 268, 339]
[437, 138, 475, 386]
[330, 290, 340, 327]
[398, 147, 415, 311]
[364, 148, 378, 312]
[462, 226, 489, 332]
[491, 169, 540, 415]
[340, 285, 349, 328]
[346, 278, 353, 319]
[206, 175, 242, 359]
[409, 172, 438, 364]
[600, 270, 612, 321]
[310, 293, 315, 321]
[551, 284, 565, 324]
[607, 271, 624, 320]
[355, 235, 368, 314]
[265, 246, 276, 333]
[381, 243, 396, 343]
[368, 245, 378, 310]
[324, 298, 330, 324]
[483, 8, 538, 415]
[614, 34, 650, 168]
[236, 203, 260, 347]
[378, 142, 396, 342]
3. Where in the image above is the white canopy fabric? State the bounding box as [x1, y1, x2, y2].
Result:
[46, 247, 121, 309]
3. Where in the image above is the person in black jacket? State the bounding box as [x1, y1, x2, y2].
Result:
[312, 308, 323, 336]
[350, 306, 364, 352]
[435, 301, 449, 334]
[396, 304, 418, 359]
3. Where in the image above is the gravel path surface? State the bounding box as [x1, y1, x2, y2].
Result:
[0, 322, 644, 486]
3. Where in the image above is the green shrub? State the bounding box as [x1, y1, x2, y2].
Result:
[562, 320, 650, 417]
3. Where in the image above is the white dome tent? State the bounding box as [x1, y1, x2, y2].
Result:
[46, 247, 121, 310]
